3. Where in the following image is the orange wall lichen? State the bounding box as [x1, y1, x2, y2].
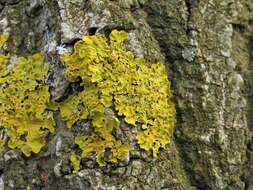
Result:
[60, 30, 176, 170]
[0, 35, 55, 156]
[0, 30, 175, 172]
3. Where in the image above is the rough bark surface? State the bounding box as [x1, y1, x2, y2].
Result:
[0, 0, 252, 189]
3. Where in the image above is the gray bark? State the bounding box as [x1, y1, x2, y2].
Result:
[0, 0, 252, 189]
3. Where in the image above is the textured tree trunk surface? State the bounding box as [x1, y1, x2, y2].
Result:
[0, 0, 253, 189]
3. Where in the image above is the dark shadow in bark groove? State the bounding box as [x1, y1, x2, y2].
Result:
[245, 31, 253, 190]
[144, 1, 204, 189]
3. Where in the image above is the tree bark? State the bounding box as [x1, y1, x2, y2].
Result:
[0, 0, 252, 189]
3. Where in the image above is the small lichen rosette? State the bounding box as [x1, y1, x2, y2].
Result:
[61, 30, 176, 169]
[0, 36, 55, 156]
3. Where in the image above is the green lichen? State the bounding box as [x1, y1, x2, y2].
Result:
[60, 30, 176, 169]
[0, 35, 55, 156]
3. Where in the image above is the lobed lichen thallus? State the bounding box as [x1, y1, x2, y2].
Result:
[0, 30, 175, 173]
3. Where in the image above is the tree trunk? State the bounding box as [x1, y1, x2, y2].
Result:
[0, 0, 252, 189]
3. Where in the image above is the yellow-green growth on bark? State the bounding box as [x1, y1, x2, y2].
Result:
[61, 30, 176, 169]
[70, 154, 81, 173]
[0, 35, 55, 156]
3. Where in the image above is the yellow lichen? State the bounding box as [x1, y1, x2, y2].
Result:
[0, 34, 8, 48]
[60, 30, 175, 169]
[25, 185, 31, 190]
[70, 154, 81, 173]
[0, 37, 55, 156]
[0, 31, 175, 172]
[59, 95, 88, 128]
[0, 34, 9, 79]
